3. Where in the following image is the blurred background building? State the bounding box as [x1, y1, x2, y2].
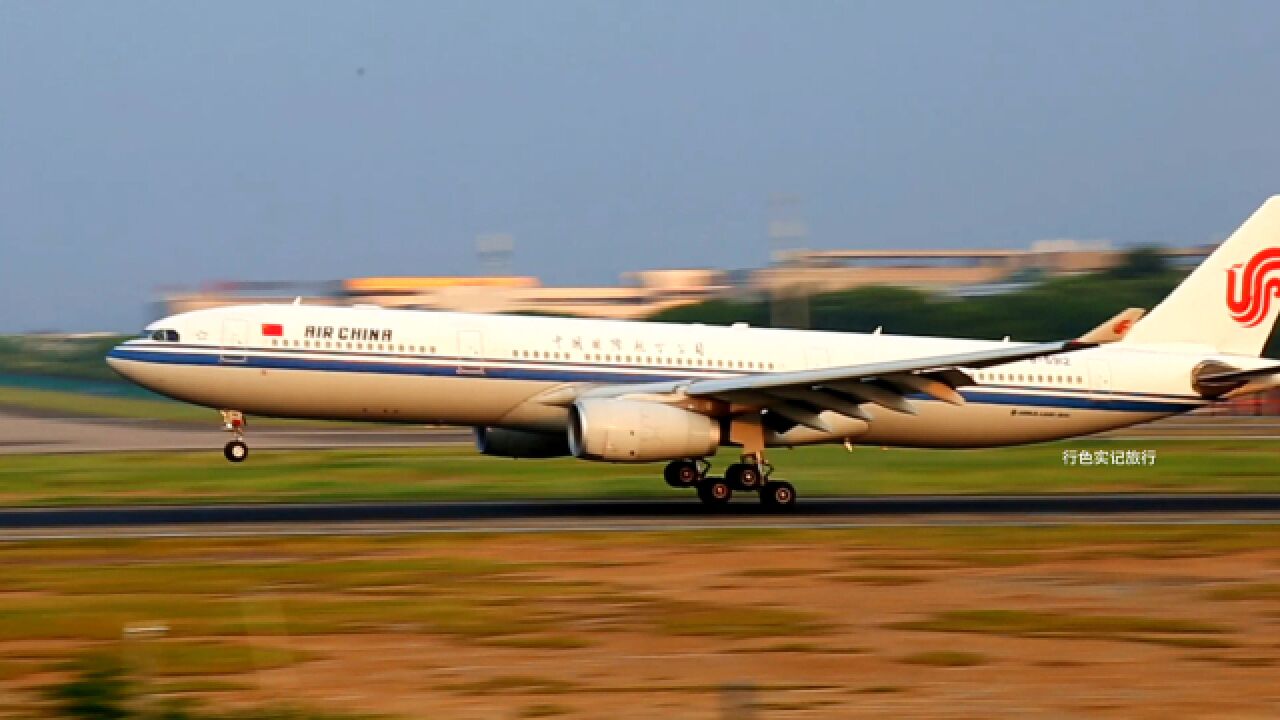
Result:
[156, 242, 1212, 319]
[758, 242, 1211, 298]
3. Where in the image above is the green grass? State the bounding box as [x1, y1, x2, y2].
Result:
[2, 436, 1278, 506]
[0, 386, 215, 422]
[0, 386, 358, 427]
[0, 526, 1272, 716]
[894, 609, 1228, 644]
[0, 556, 525, 596]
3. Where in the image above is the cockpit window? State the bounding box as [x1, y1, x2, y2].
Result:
[149, 329, 181, 342]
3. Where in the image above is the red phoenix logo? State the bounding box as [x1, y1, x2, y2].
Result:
[1226, 248, 1280, 327]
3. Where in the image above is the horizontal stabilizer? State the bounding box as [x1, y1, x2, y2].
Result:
[1198, 363, 1280, 386]
[1078, 308, 1145, 344]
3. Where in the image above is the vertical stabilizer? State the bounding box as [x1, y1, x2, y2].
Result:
[1124, 196, 1280, 356]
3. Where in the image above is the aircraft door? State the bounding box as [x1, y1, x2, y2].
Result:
[458, 330, 484, 358]
[805, 348, 830, 370]
[1088, 360, 1112, 403]
[220, 320, 248, 364]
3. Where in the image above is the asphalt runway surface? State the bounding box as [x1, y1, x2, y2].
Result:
[3, 494, 1280, 539]
[0, 410, 472, 454]
[3, 410, 1280, 456]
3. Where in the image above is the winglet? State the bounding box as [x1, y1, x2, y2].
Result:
[1077, 308, 1145, 345]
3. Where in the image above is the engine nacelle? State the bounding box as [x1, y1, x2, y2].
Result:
[474, 427, 570, 459]
[568, 399, 722, 463]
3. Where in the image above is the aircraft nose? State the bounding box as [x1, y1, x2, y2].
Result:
[105, 346, 136, 381]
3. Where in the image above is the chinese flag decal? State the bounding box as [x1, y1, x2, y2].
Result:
[261, 323, 284, 337]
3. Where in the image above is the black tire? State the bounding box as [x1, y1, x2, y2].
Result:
[724, 463, 743, 488]
[663, 460, 700, 488]
[737, 464, 764, 490]
[697, 479, 733, 505]
[224, 440, 249, 463]
[760, 481, 796, 509]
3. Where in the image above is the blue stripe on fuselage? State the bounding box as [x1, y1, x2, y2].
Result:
[106, 346, 1204, 414]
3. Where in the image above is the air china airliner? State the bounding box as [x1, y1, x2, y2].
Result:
[108, 198, 1280, 508]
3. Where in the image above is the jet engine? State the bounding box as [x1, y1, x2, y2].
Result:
[474, 427, 571, 459]
[568, 398, 722, 463]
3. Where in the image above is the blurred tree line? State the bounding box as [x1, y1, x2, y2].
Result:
[0, 334, 126, 382]
[653, 249, 1280, 358]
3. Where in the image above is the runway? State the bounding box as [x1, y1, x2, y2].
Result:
[0, 410, 472, 454]
[2, 408, 1278, 455]
[4, 494, 1280, 539]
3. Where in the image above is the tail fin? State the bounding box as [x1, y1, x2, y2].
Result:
[1124, 196, 1280, 356]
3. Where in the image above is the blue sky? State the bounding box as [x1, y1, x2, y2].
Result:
[2, 1, 1279, 331]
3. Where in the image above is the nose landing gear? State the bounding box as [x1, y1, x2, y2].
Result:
[220, 410, 249, 463]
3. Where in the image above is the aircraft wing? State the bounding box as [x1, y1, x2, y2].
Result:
[565, 309, 1140, 432]
[670, 339, 1086, 431]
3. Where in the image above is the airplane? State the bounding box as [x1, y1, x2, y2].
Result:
[107, 197, 1280, 508]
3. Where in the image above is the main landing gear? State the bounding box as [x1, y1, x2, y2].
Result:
[220, 410, 249, 463]
[663, 457, 797, 509]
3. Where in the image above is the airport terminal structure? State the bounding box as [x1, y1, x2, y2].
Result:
[157, 241, 1211, 319]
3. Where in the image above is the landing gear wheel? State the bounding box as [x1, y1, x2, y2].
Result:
[760, 481, 796, 509]
[223, 440, 249, 463]
[697, 479, 733, 506]
[725, 463, 764, 490]
[663, 459, 701, 488]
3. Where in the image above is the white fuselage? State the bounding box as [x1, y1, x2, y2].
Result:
[107, 304, 1224, 449]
